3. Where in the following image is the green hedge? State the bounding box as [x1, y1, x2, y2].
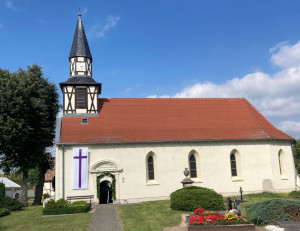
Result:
[0, 208, 10, 217]
[170, 186, 225, 211]
[0, 196, 23, 211]
[289, 191, 300, 200]
[43, 200, 91, 215]
[246, 199, 300, 224]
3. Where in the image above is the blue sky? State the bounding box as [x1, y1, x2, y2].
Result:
[1, 0, 300, 139]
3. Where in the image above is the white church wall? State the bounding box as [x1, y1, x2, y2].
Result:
[55, 140, 296, 203]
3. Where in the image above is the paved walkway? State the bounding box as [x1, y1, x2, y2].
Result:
[88, 204, 122, 231]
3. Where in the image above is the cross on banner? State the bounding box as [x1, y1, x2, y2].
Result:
[72, 148, 89, 189]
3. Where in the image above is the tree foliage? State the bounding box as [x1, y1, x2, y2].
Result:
[293, 139, 300, 173]
[0, 65, 59, 205]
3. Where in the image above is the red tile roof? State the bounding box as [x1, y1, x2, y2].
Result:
[59, 98, 293, 144]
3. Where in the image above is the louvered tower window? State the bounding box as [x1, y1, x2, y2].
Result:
[148, 156, 154, 180]
[189, 154, 197, 178]
[230, 153, 237, 176]
[76, 88, 87, 109]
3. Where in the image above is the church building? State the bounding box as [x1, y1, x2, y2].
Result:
[55, 13, 296, 204]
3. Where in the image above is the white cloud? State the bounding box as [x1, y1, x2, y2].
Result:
[277, 121, 300, 139]
[270, 41, 300, 68]
[149, 40, 300, 138]
[87, 15, 120, 39]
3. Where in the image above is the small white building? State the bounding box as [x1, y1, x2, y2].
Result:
[0, 177, 21, 199]
[55, 13, 297, 204]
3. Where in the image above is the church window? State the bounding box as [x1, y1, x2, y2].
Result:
[189, 154, 197, 178]
[148, 155, 154, 180]
[230, 153, 237, 177]
[76, 88, 87, 109]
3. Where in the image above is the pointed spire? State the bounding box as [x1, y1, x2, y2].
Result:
[69, 13, 92, 60]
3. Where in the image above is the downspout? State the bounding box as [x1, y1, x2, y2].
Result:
[62, 144, 65, 199]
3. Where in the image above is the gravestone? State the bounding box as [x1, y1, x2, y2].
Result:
[233, 198, 241, 216]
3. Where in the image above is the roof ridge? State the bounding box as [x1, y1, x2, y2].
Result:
[243, 99, 293, 139]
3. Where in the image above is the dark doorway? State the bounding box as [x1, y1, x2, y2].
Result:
[99, 181, 112, 204]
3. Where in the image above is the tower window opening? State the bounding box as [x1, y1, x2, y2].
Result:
[76, 88, 87, 109]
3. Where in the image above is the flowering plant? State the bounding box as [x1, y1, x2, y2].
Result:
[189, 207, 251, 226]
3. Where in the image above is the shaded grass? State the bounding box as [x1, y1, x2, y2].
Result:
[0, 206, 92, 231]
[116, 200, 186, 231]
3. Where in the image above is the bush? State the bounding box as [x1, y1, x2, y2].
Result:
[70, 201, 88, 207]
[0, 196, 23, 211]
[246, 199, 300, 224]
[0, 182, 5, 198]
[0, 208, 10, 217]
[44, 199, 56, 209]
[170, 186, 225, 211]
[289, 191, 300, 200]
[43, 193, 50, 199]
[43, 207, 75, 215]
[43, 199, 91, 215]
[55, 198, 69, 208]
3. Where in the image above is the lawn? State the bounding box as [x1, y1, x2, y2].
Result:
[116, 200, 186, 231]
[0, 205, 93, 231]
[116, 192, 292, 231]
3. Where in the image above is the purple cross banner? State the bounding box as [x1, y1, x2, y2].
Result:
[72, 148, 89, 189]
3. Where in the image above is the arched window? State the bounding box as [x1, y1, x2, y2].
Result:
[147, 155, 154, 180]
[189, 154, 197, 178]
[230, 153, 237, 177]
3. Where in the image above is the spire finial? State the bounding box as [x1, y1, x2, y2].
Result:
[78, 7, 81, 17]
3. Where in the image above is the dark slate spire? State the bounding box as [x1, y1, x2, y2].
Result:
[69, 13, 92, 60]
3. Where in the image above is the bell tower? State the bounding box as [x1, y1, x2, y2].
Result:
[60, 13, 102, 116]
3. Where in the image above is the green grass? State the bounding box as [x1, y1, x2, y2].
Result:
[0, 206, 92, 231]
[116, 200, 186, 231]
[117, 192, 294, 231]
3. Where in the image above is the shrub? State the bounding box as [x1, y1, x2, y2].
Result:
[42, 199, 91, 215]
[170, 186, 225, 211]
[246, 199, 300, 224]
[44, 199, 56, 209]
[289, 191, 300, 200]
[70, 201, 88, 207]
[55, 198, 69, 208]
[0, 208, 10, 217]
[0, 182, 5, 198]
[0, 196, 23, 211]
[43, 193, 50, 199]
[43, 207, 75, 215]
[72, 203, 91, 213]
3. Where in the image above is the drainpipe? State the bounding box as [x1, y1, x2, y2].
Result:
[62, 144, 65, 199]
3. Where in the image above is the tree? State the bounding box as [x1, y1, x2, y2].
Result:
[33, 152, 54, 205]
[0, 65, 59, 206]
[293, 139, 300, 174]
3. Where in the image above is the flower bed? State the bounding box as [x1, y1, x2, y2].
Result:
[188, 208, 255, 231]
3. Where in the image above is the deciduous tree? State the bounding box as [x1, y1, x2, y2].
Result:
[0, 65, 59, 206]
